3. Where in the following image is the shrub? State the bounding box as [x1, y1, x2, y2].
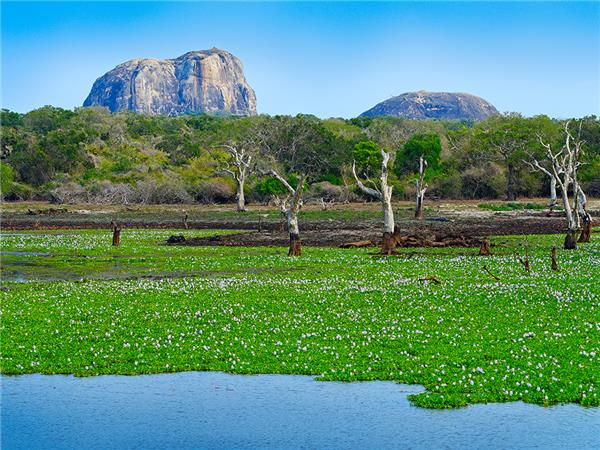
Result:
[253, 176, 288, 202]
[50, 182, 88, 204]
[309, 181, 348, 203]
[88, 180, 135, 204]
[429, 172, 463, 199]
[461, 164, 505, 199]
[134, 179, 194, 204]
[0, 162, 14, 198]
[195, 180, 235, 204]
[3, 182, 34, 201]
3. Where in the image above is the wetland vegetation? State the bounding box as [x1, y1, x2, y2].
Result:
[1, 228, 598, 408]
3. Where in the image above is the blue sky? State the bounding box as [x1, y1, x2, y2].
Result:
[1, 1, 599, 118]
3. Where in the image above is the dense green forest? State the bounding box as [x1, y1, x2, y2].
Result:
[1, 106, 598, 204]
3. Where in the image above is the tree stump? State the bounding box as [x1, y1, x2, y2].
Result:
[518, 238, 530, 273]
[288, 233, 301, 256]
[578, 217, 592, 243]
[564, 230, 577, 250]
[479, 239, 491, 256]
[381, 232, 396, 255]
[111, 221, 121, 247]
[551, 246, 558, 271]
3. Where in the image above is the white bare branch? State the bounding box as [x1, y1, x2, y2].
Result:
[352, 161, 382, 199]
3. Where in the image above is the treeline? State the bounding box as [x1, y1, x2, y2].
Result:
[1, 106, 598, 204]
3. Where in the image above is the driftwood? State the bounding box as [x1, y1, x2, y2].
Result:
[483, 265, 501, 281]
[390, 231, 477, 248]
[339, 240, 375, 249]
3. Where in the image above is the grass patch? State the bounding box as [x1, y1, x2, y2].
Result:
[478, 202, 551, 211]
[1, 230, 599, 408]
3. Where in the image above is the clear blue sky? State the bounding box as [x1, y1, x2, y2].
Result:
[1, 1, 599, 118]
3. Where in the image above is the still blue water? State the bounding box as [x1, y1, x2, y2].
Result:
[2, 372, 599, 450]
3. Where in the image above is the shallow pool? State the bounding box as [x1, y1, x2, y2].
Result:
[2, 372, 599, 450]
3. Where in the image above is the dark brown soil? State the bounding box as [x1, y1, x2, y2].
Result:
[2, 202, 573, 248]
[170, 216, 565, 248]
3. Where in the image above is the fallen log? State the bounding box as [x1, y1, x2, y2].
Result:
[339, 240, 375, 248]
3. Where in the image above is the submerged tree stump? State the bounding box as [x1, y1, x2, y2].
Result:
[111, 221, 121, 247]
[288, 233, 301, 256]
[518, 238, 530, 273]
[564, 230, 577, 250]
[551, 245, 559, 271]
[578, 217, 592, 243]
[381, 232, 396, 255]
[479, 239, 491, 256]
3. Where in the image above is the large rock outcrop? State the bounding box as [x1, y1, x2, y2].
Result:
[360, 91, 498, 120]
[83, 48, 257, 116]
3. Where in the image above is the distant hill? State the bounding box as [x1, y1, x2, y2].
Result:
[83, 48, 256, 116]
[360, 91, 498, 120]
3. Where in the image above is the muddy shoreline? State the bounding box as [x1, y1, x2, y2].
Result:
[163, 216, 567, 248]
[1, 201, 580, 248]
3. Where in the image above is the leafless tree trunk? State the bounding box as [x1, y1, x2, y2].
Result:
[216, 144, 253, 212]
[352, 149, 395, 254]
[577, 187, 592, 243]
[532, 121, 587, 249]
[415, 155, 428, 220]
[548, 176, 558, 211]
[270, 171, 305, 256]
[525, 161, 559, 212]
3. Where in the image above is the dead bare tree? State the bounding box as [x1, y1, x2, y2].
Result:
[270, 171, 305, 256]
[354, 118, 431, 253]
[415, 155, 428, 220]
[255, 115, 336, 256]
[524, 160, 560, 212]
[531, 121, 590, 249]
[352, 149, 396, 254]
[215, 143, 253, 212]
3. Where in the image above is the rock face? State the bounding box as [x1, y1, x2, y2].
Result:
[83, 48, 257, 116]
[360, 91, 498, 120]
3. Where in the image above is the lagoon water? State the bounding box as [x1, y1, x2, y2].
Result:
[2, 372, 599, 450]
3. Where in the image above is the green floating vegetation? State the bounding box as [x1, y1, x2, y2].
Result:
[1, 230, 599, 409]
